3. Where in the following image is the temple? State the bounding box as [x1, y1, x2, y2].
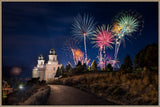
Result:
[32, 48, 62, 81]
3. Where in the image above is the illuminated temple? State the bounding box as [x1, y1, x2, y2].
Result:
[32, 48, 62, 81]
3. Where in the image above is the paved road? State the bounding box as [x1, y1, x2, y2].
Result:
[47, 85, 115, 105]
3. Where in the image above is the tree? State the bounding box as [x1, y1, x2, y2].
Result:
[134, 43, 158, 69]
[105, 64, 113, 72]
[119, 64, 126, 74]
[88, 66, 91, 71]
[82, 63, 87, 71]
[76, 61, 82, 67]
[119, 64, 125, 70]
[60, 65, 66, 77]
[65, 64, 72, 72]
[55, 67, 61, 77]
[91, 60, 97, 71]
[123, 55, 133, 71]
[61, 65, 65, 73]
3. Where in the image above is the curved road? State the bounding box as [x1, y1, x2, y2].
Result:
[47, 85, 115, 105]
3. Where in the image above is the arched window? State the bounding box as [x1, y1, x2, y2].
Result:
[53, 67, 55, 71]
[53, 57, 55, 61]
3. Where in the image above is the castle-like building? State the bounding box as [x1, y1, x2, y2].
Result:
[32, 48, 62, 81]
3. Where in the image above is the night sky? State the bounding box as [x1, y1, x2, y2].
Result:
[2, 2, 158, 78]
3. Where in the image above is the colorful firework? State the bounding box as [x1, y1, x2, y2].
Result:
[112, 23, 122, 34]
[116, 15, 139, 36]
[97, 52, 105, 69]
[71, 49, 84, 65]
[106, 54, 113, 64]
[112, 10, 144, 68]
[63, 38, 79, 59]
[72, 14, 96, 64]
[63, 38, 80, 65]
[106, 54, 120, 68]
[98, 61, 105, 69]
[63, 38, 90, 66]
[112, 10, 144, 36]
[92, 25, 114, 49]
[112, 10, 144, 42]
[92, 25, 114, 68]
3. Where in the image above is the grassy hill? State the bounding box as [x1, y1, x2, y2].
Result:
[49, 68, 158, 105]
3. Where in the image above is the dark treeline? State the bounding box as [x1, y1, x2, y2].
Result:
[55, 43, 158, 78]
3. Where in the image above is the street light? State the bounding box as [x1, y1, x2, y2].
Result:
[19, 85, 23, 90]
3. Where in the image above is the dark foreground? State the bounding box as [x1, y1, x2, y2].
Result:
[47, 85, 115, 105]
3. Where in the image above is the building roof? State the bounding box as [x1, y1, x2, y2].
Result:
[50, 48, 56, 55]
[38, 54, 44, 60]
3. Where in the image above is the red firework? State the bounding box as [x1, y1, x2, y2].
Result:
[92, 25, 114, 68]
[92, 25, 114, 50]
[96, 29, 114, 49]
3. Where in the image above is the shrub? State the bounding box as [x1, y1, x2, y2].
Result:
[63, 78, 73, 86]
[105, 64, 113, 72]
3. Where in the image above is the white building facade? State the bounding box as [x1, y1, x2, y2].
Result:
[32, 48, 62, 81]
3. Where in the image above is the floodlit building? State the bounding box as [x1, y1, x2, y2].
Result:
[32, 48, 62, 81]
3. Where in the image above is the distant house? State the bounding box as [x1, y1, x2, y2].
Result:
[2, 81, 13, 98]
[32, 48, 62, 81]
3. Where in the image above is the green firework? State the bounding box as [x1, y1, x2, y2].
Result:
[117, 14, 139, 35]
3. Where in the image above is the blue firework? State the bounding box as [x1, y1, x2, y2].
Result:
[71, 14, 96, 40]
[71, 14, 96, 64]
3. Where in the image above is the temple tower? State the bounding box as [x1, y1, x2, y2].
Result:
[45, 48, 62, 81]
[37, 55, 45, 81]
[32, 67, 39, 78]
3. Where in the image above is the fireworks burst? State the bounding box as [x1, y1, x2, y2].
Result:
[112, 23, 122, 34]
[63, 38, 80, 65]
[92, 25, 114, 49]
[112, 10, 144, 36]
[63, 38, 90, 66]
[116, 15, 139, 36]
[72, 13, 96, 64]
[106, 54, 113, 64]
[97, 52, 105, 69]
[71, 49, 84, 65]
[72, 14, 96, 39]
[106, 54, 120, 68]
[92, 25, 114, 68]
[112, 10, 144, 68]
